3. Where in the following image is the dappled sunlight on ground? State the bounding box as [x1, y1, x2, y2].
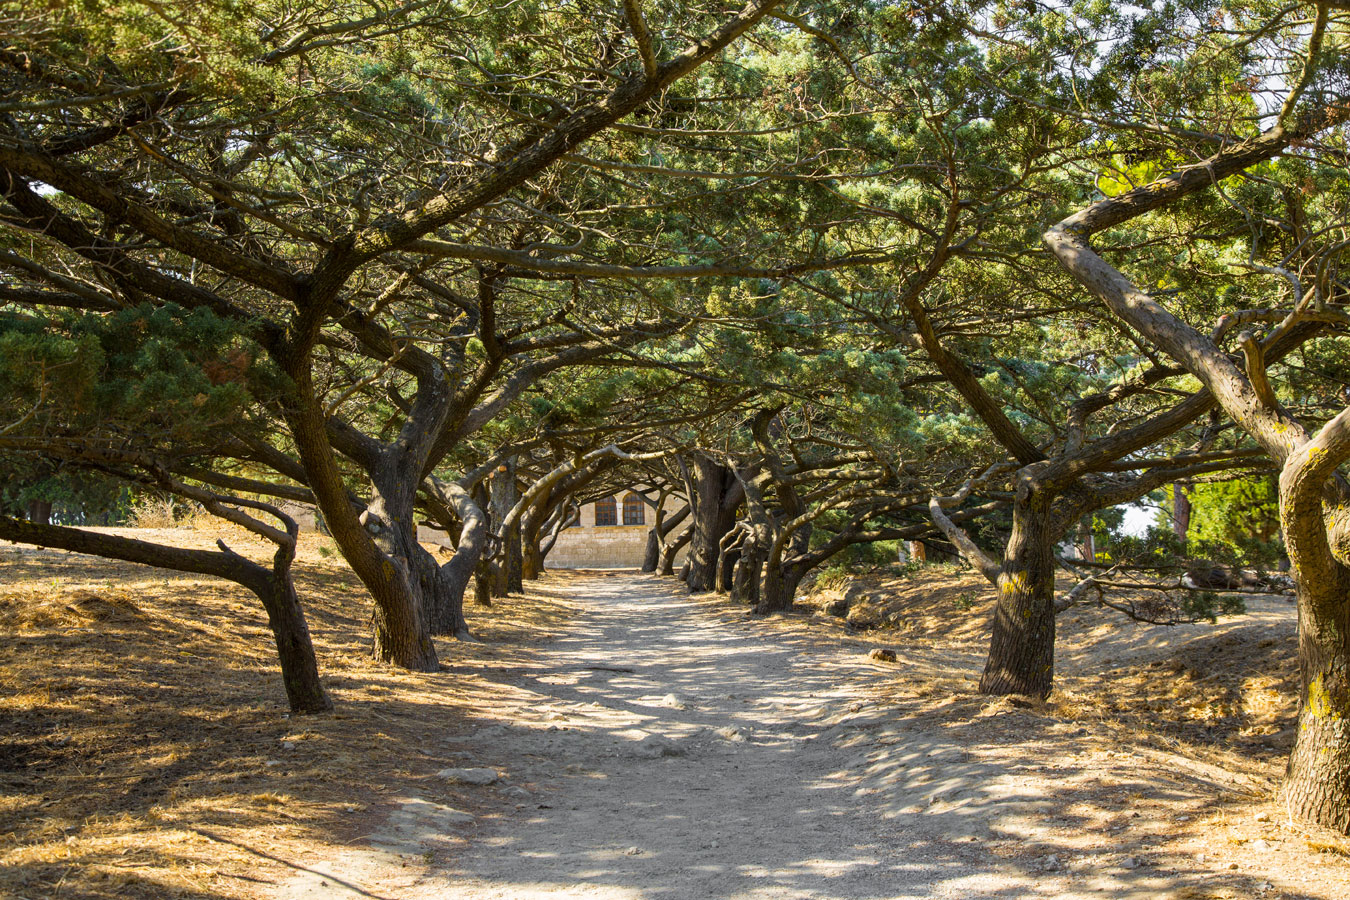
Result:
[0, 531, 579, 898]
[3, 540, 1348, 899]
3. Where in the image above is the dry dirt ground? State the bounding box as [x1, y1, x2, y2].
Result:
[3, 535, 1350, 899]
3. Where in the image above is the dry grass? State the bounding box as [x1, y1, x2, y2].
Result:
[795, 567, 1301, 766]
[733, 567, 1350, 896]
[1051, 629, 1300, 782]
[0, 530, 578, 899]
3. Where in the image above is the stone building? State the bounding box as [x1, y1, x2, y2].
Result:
[546, 491, 687, 569]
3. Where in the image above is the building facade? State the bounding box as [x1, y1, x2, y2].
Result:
[545, 492, 686, 569]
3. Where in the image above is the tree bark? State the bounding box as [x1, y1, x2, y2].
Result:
[26, 498, 52, 525]
[758, 557, 809, 614]
[522, 529, 545, 579]
[1077, 518, 1096, 563]
[1275, 413, 1350, 831]
[686, 457, 742, 592]
[756, 522, 812, 614]
[731, 534, 763, 606]
[715, 526, 744, 594]
[473, 559, 492, 608]
[363, 460, 440, 669]
[645, 504, 685, 574]
[520, 488, 552, 580]
[979, 475, 1058, 698]
[425, 479, 484, 638]
[642, 525, 662, 573]
[537, 500, 578, 571]
[1279, 564, 1350, 830]
[259, 541, 334, 714]
[1172, 482, 1192, 542]
[658, 524, 692, 576]
[642, 494, 688, 573]
[489, 459, 522, 596]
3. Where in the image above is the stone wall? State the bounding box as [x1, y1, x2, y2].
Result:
[545, 524, 655, 569]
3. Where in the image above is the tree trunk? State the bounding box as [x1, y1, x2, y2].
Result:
[756, 523, 811, 614]
[257, 563, 334, 714]
[522, 536, 544, 579]
[26, 498, 52, 525]
[473, 555, 493, 607]
[504, 527, 523, 593]
[758, 559, 808, 614]
[424, 552, 470, 637]
[641, 489, 670, 573]
[536, 500, 577, 571]
[520, 494, 548, 580]
[642, 525, 661, 573]
[1077, 517, 1096, 563]
[1172, 482, 1191, 542]
[686, 457, 740, 593]
[363, 465, 440, 670]
[658, 525, 691, 576]
[424, 479, 483, 638]
[1277, 429, 1350, 832]
[715, 528, 743, 594]
[979, 478, 1058, 698]
[1279, 562, 1350, 830]
[489, 459, 521, 596]
[648, 504, 690, 573]
[731, 538, 763, 606]
[279, 385, 437, 672]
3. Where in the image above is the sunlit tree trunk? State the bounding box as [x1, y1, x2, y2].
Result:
[978, 478, 1058, 698]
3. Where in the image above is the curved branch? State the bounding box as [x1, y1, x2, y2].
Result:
[928, 496, 1001, 584]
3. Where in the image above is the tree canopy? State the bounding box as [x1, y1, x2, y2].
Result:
[4, 0, 1350, 833]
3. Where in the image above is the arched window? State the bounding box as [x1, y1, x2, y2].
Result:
[594, 496, 617, 526]
[623, 493, 645, 526]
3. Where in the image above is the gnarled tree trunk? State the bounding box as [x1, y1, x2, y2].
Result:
[758, 556, 810, 614]
[1275, 417, 1350, 831]
[716, 526, 744, 594]
[362, 462, 439, 669]
[489, 459, 522, 597]
[425, 479, 485, 638]
[979, 477, 1058, 698]
[685, 457, 742, 592]
[643, 497, 688, 573]
[1280, 566, 1350, 830]
[658, 524, 692, 576]
[279, 380, 438, 672]
[254, 537, 334, 713]
[731, 535, 764, 607]
[757, 523, 812, 614]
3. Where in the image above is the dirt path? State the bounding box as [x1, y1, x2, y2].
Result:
[276, 573, 1345, 900]
[435, 572, 956, 900]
